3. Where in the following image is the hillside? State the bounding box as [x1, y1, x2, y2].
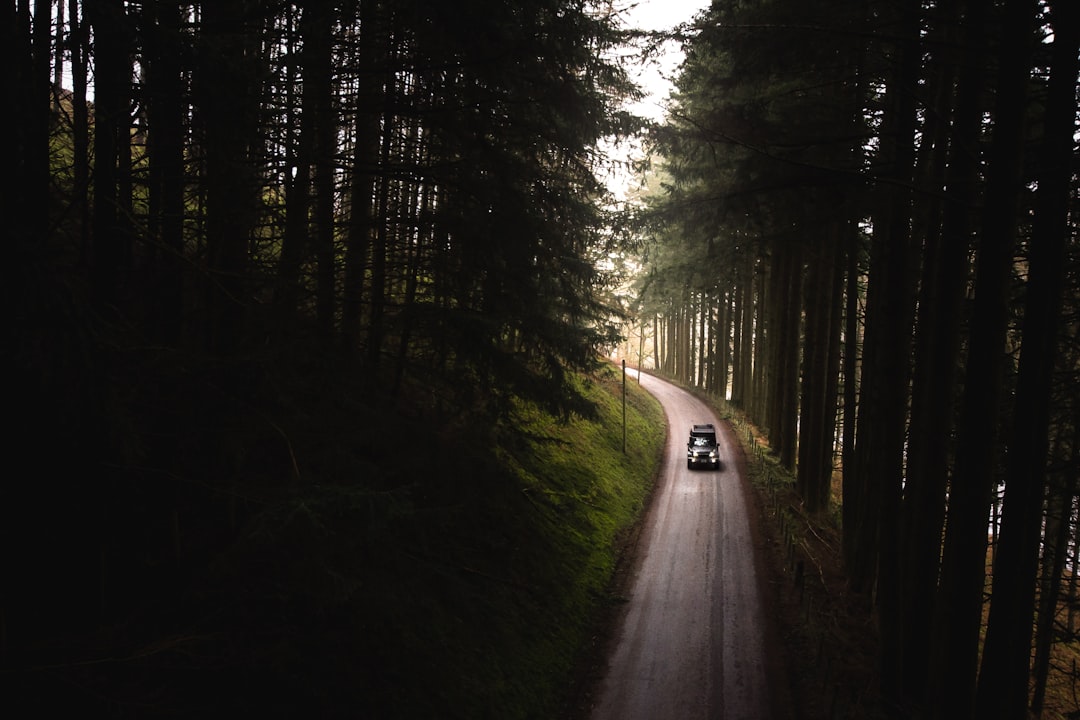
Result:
[6, 354, 665, 719]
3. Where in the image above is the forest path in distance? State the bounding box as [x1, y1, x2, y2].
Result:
[588, 370, 788, 720]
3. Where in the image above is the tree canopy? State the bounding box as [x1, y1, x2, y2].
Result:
[635, 0, 1079, 715]
[7, 0, 648, 714]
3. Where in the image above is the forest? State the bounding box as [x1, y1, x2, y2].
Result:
[8, 0, 654, 716]
[633, 0, 1080, 717]
[6, 0, 1079, 718]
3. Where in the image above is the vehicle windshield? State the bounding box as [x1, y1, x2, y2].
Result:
[691, 436, 714, 447]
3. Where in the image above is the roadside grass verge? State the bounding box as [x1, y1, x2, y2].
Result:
[722, 410, 884, 720]
[719, 401, 1080, 720]
[134, 364, 668, 718]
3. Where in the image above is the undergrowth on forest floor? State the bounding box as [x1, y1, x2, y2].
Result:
[15, 362, 666, 719]
[197, 365, 668, 719]
[713, 395, 1080, 720]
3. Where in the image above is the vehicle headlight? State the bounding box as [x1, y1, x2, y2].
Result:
[710, 451, 717, 457]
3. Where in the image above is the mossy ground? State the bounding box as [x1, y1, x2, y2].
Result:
[35, 363, 667, 718]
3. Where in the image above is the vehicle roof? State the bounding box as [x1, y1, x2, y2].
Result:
[690, 423, 716, 433]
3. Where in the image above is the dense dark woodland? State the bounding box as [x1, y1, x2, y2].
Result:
[6, 0, 1080, 717]
[635, 0, 1080, 717]
[8, 0, 650, 717]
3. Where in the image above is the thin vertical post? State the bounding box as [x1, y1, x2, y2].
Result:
[622, 359, 627, 454]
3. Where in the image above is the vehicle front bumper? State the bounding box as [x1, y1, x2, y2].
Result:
[687, 451, 719, 467]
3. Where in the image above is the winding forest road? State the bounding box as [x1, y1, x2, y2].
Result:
[589, 370, 783, 720]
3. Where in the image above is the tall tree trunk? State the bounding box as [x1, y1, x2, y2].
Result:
[775, 244, 801, 470]
[87, 0, 132, 309]
[765, 251, 783, 449]
[9, 0, 50, 275]
[719, 291, 731, 398]
[901, 0, 985, 705]
[750, 256, 765, 420]
[143, 0, 186, 345]
[975, 1, 1075, 714]
[341, 1, 384, 357]
[666, 303, 677, 375]
[1071, 488, 1080, 640]
[680, 296, 692, 384]
[731, 278, 746, 407]
[822, 225, 844, 504]
[70, 0, 91, 263]
[392, 176, 434, 396]
[1031, 448, 1077, 716]
[798, 226, 841, 512]
[930, 1, 1038, 715]
[311, 2, 338, 340]
[367, 37, 397, 371]
[276, 5, 311, 324]
[653, 312, 661, 374]
[841, 220, 862, 567]
[705, 293, 716, 392]
[53, 0, 64, 88]
[837, 0, 922, 701]
[698, 291, 708, 388]
[31, 0, 51, 237]
[198, 0, 258, 357]
[847, 0, 919, 617]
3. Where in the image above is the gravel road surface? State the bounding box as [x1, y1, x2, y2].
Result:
[590, 371, 777, 720]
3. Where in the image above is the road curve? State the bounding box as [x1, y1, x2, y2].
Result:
[590, 371, 775, 720]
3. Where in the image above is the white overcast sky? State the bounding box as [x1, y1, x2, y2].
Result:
[618, 0, 711, 121]
[603, 0, 711, 198]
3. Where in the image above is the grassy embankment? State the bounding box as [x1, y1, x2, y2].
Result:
[178, 363, 666, 718]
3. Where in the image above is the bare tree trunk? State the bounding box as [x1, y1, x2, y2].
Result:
[841, 219, 862, 567]
[719, 291, 730, 399]
[366, 54, 396, 372]
[9, 0, 50, 265]
[276, 3, 317, 325]
[1031, 448, 1077, 716]
[867, 5, 921, 701]
[639, 319, 647, 374]
[774, 244, 801, 470]
[976, 2, 1075, 714]
[680, 297, 692, 384]
[309, 0, 337, 345]
[653, 313, 660, 374]
[698, 292, 708, 388]
[902, 0, 985, 705]
[87, 0, 132, 309]
[798, 227, 841, 512]
[731, 280, 746, 408]
[392, 139, 433, 396]
[53, 0, 65, 88]
[666, 303, 677, 375]
[847, 0, 919, 615]
[143, 0, 186, 345]
[931, 0, 1038, 715]
[70, 0, 91, 263]
[765, 250, 783, 449]
[1070, 490, 1080, 640]
[198, 0, 259, 356]
[750, 256, 765, 420]
[822, 223, 845, 501]
[341, 1, 383, 357]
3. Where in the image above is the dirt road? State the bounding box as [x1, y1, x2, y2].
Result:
[590, 371, 779, 720]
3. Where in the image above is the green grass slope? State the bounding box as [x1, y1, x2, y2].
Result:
[103, 364, 667, 718]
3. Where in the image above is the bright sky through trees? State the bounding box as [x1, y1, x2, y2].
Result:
[605, 0, 710, 199]
[621, 0, 710, 121]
